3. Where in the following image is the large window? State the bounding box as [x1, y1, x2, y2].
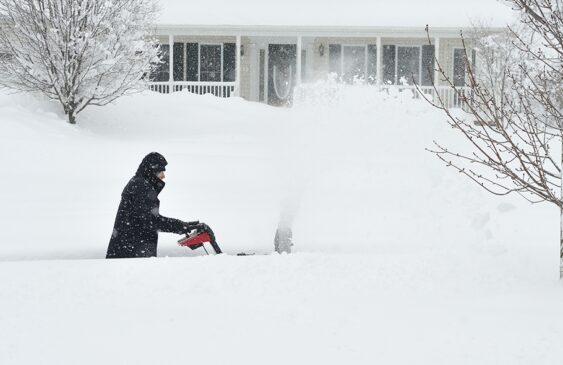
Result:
[329, 44, 377, 84]
[397, 46, 420, 85]
[342, 46, 366, 83]
[200, 44, 222, 82]
[155, 42, 236, 82]
[382, 45, 434, 86]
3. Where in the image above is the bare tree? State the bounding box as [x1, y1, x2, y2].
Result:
[421, 0, 563, 278]
[0, 0, 160, 124]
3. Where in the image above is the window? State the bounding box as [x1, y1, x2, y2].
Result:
[200, 44, 222, 82]
[151, 44, 169, 82]
[397, 46, 420, 85]
[367, 45, 377, 84]
[342, 45, 366, 83]
[383, 45, 396, 84]
[453, 48, 466, 86]
[173, 42, 184, 81]
[329, 44, 342, 76]
[186, 43, 199, 81]
[166, 42, 237, 82]
[382, 45, 434, 86]
[421, 45, 435, 86]
[223, 43, 236, 82]
[329, 44, 376, 84]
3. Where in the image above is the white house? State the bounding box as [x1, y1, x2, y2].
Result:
[149, 0, 513, 107]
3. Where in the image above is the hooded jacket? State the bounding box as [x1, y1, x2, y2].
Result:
[106, 152, 192, 258]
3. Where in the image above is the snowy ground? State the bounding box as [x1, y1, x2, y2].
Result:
[0, 84, 562, 364]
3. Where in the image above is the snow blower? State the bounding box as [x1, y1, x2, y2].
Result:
[178, 225, 223, 255]
[178, 222, 293, 256]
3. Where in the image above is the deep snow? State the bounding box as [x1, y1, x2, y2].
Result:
[0, 84, 562, 364]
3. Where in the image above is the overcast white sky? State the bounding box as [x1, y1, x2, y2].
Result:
[158, 0, 516, 28]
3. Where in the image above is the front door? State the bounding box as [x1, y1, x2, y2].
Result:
[268, 44, 296, 106]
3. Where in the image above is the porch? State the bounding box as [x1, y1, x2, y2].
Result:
[148, 26, 474, 109]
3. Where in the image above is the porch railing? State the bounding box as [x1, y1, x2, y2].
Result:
[148, 81, 471, 110]
[148, 81, 236, 97]
[409, 85, 472, 110]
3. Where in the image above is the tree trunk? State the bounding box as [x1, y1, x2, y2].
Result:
[63, 96, 77, 124]
[560, 136, 563, 279]
[67, 111, 76, 124]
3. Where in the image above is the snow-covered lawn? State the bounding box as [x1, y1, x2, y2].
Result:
[0, 85, 561, 364]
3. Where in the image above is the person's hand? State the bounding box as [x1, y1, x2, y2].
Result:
[182, 220, 200, 234]
[197, 222, 212, 233]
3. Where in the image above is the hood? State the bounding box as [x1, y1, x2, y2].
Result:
[136, 152, 168, 194]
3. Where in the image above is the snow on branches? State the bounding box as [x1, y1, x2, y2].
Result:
[0, 0, 160, 123]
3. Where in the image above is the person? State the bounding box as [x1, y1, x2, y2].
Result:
[106, 152, 206, 258]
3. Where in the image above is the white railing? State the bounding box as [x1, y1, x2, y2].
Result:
[148, 81, 236, 98]
[410, 85, 472, 110]
[148, 81, 471, 110]
[387, 85, 472, 110]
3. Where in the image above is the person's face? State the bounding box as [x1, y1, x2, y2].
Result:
[157, 171, 165, 180]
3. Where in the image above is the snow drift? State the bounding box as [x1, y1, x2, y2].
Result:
[0, 85, 562, 364]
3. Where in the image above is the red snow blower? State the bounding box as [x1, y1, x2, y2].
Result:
[178, 225, 223, 255]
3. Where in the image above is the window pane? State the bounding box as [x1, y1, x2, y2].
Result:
[342, 46, 366, 84]
[382, 45, 396, 85]
[200, 45, 222, 82]
[367, 45, 377, 84]
[223, 43, 236, 82]
[329, 44, 342, 76]
[173, 42, 184, 81]
[421, 45, 434, 86]
[186, 43, 199, 81]
[151, 44, 169, 82]
[454, 49, 466, 86]
[397, 46, 420, 85]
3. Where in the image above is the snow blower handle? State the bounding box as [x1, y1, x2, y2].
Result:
[184, 220, 200, 233]
[196, 222, 222, 254]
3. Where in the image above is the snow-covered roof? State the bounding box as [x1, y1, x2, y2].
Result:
[157, 0, 516, 28]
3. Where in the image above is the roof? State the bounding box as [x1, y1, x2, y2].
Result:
[157, 0, 516, 28]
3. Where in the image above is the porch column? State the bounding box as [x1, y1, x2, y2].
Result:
[434, 37, 440, 86]
[169, 34, 174, 92]
[296, 36, 302, 85]
[235, 35, 241, 97]
[376, 36, 382, 85]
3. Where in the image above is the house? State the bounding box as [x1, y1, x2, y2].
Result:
[0, 1, 513, 109]
[149, 0, 513, 108]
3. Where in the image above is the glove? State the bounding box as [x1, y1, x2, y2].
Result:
[197, 222, 211, 233]
[182, 220, 200, 234]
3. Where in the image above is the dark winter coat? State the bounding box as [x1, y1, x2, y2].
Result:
[106, 152, 192, 258]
